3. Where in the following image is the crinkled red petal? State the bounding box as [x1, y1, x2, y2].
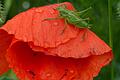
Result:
[0, 29, 13, 75]
[30, 29, 112, 58]
[2, 2, 79, 48]
[6, 40, 113, 80]
[1, 2, 112, 58]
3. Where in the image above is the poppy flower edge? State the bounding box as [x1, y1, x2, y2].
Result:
[0, 29, 13, 75]
[30, 29, 112, 58]
[6, 40, 113, 80]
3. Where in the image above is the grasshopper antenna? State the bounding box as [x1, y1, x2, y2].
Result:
[77, 6, 92, 14]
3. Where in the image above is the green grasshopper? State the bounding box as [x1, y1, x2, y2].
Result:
[45, 4, 92, 28]
[44, 5, 92, 34]
[56, 5, 92, 28]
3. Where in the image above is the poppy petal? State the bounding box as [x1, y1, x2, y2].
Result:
[0, 29, 13, 75]
[6, 40, 113, 80]
[30, 29, 112, 58]
[2, 2, 79, 48]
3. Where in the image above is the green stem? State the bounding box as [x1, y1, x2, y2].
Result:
[108, 0, 114, 80]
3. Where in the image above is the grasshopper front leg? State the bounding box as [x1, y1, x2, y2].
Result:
[61, 19, 68, 34]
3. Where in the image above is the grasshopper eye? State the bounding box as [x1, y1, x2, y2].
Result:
[62, 4, 67, 8]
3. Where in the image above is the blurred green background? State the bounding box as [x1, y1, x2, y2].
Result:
[0, 0, 120, 80]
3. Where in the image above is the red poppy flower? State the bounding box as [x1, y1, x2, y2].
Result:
[0, 2, 113, 80]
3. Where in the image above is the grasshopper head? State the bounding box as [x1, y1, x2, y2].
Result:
[56, 5, 69, 18]
[56, 4, 66, 11]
